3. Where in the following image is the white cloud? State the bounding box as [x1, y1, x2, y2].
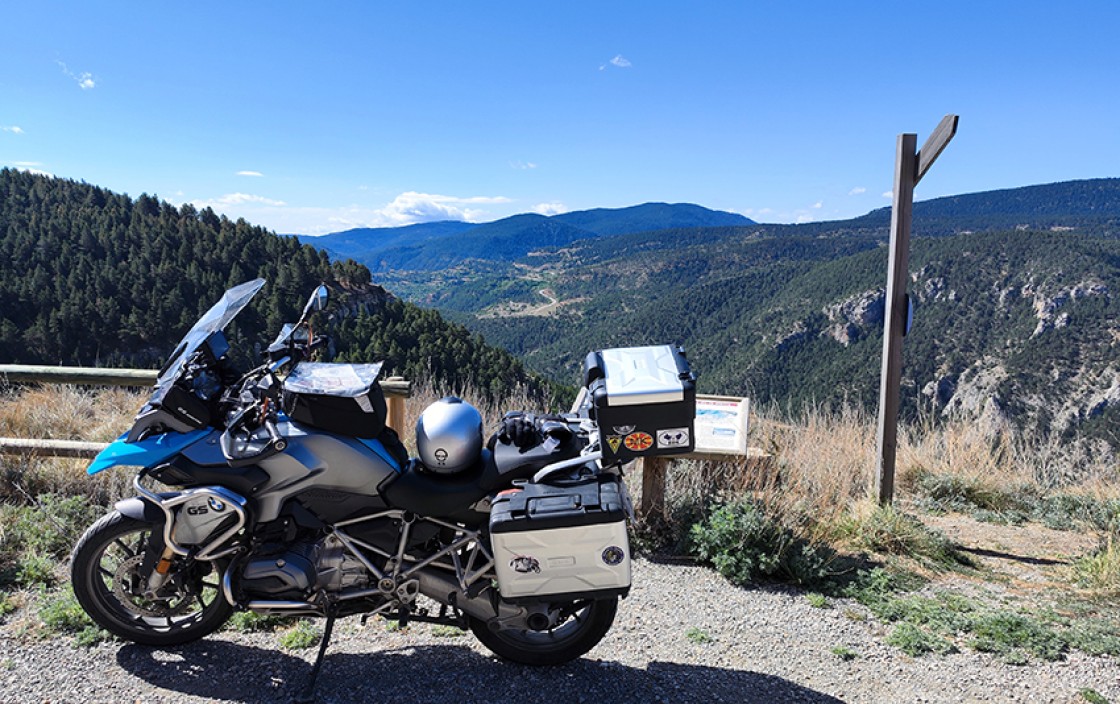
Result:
[9, 163, 53, 177]
[600, 54, 633, 70]
[369, 191, 511, 226]
[848, 187, 867, 196]
[57, 61, 96, 90]
[795, 213, 815, 224]
[510, 160, 537, 170]
[192, 193, 287, 208]
[2, 126, 24, 134]
[882, 191, 893, 198]
[812, 201, 823, 209]
[186, 190, 514, 235]
[532, 202, 568, 216]
[237, 170, 264, 177]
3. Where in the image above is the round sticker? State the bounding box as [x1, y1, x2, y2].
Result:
[602, 546, 625, 566]
[623, 432, 653, 452]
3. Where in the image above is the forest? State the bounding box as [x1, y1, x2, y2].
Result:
[0, 169, 557, 404]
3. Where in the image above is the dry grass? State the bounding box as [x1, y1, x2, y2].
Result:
[3, 383, 1118, 540]
[0, 385, 140, 505]
[654, 403, 1120, 559]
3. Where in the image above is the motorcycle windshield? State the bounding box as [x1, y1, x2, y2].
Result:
[151, 278, 266, 399]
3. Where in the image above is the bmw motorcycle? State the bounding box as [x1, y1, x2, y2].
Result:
[71, 279, 695, 698]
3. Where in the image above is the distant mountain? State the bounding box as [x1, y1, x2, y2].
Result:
[377, 178, 1120, 445]
[551, 202, 752, 236]
[854, 178, 1120, 234]
[298, 202, 755, 272]
[296, 221, 474, 263]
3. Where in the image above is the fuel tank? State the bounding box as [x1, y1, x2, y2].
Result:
[182, 420, 400, 523]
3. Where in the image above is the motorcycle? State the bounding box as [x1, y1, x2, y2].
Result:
[71, 279, 694, 699]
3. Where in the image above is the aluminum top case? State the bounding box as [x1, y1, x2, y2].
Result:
[583, 345, 696, 463]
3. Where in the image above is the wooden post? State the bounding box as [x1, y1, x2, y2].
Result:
[384, 376, 408, 436]
[639, 457, 668, 518]
[875, 115, 958, 505]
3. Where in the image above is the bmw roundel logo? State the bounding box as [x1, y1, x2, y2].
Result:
[208, 497, 226, 512]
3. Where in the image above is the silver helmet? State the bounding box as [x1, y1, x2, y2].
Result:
[416, 397, 483, 474]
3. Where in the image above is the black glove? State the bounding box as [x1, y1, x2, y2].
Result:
[498, 412, 539, 450]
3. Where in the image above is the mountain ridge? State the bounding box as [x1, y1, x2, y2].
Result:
[298, 202, 753, 272]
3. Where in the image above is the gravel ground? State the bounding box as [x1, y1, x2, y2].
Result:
[2, 558, 1117, 704]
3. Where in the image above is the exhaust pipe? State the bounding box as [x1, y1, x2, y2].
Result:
[415, 569, 527, 628]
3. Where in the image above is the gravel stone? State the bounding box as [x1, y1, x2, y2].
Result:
[2, 558, 1117, 703]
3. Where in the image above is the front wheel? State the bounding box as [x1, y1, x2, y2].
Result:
[469, 597, 618, 665]
[70, 510, 232, 646]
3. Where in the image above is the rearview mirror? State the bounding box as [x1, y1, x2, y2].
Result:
[303, 284, 329, 317]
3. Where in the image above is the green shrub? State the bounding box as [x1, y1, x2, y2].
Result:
[968, 611, 1067, 662]
[0, 495, 102, 589]
[225, 610, 294, 633]
[1065, 618, 1120, 657]
[38, 587, 93, 634]
[15, 554, 58, 588]
[886, 622, 955, 656]
[73, 625, 112, 648]
[430, 624, 466, 638]
[830, 645, 859, 661]
[805, 592, 829, 608]
[688, 499, 833, 587]
[1080, 688, 1110, 704]
[1073, 536, 1120, 593]
[685, 627, 713, 644]
[278, 620, 321, 650]
[840, 505, 969, 569]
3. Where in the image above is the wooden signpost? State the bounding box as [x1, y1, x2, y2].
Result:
[874, 114, 958, 505]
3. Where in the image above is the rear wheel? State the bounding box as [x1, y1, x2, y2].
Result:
[70, 511, 232, 646]
[468, 597, 618, 665]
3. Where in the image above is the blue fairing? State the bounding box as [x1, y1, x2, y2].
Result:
[87, 429, 210, 475]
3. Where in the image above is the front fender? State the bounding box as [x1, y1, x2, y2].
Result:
[88, 429, 209, 475]
[114, 496, 168, 523]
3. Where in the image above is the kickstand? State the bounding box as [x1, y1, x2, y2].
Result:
[296, 607, 337, 704]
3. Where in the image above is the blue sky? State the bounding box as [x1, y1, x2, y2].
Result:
[2, 2, 1118, 234]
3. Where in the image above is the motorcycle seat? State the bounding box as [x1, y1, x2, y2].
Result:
[380, 437, 583, 518]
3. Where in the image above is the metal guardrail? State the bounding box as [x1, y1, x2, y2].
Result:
[0, 365, 412, 460]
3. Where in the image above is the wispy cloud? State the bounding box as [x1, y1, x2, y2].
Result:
[192, 193, 287, 208]
[600, 54, 632, 70]
[532, 202, 568, 216]
[1, 126, 24, 135]
[57, 61, 96, 90]
[848, 186, 867, 196]
[186, 190, 514, 235]
[237, 170, 264, 177]
[8, 162, 53, 177]
[510, 161, 537, 170]
[812, 201, 823, 209]
[882, 191, 892, 198]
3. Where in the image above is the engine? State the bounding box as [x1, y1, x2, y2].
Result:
[238, 535, 371, 600]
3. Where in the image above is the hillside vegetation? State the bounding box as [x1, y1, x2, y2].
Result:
[0, 169, 557, 403]
[336, 179, 1120, 445]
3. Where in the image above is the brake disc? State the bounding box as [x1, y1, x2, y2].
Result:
[111, 555, 194, 617]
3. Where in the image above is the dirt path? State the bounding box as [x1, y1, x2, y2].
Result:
[3, 548, 1117, 703]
